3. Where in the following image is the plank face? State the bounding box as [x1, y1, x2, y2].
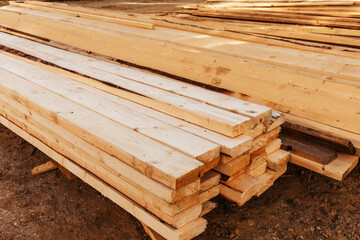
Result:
[290, 153, 359, 181]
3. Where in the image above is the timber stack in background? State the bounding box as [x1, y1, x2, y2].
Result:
[0, 1, 359, 239]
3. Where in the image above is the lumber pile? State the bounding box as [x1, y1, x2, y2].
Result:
[180, 0, 360, 29]
[218, 112, 290, 205]
[0, 28, 290, 238]
[0, 1, 358, 155]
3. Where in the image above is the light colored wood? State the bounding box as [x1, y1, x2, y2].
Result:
[200, 171, 220, 192]
[11, 4, 360, 84]
[0, 9, 358, 134]
[290, 153, 359, 181]
[19, 1, 360, 59]
[0, 34, 255, 139]
[0, 65, 203, 190]
[267, 150, 291, 171]
[0, 99, 203, 225]
[199, 185, 220, 203]
[0, 38, 256, 160]
[140, 221, 166, 240]
[54, 161, 77, 180]
[225, 173, 262, 206]
[266, 112, 285, 132]
[265, 138, 282, 155]
[31, 160, 57, 175]
[246, 161, 267, 177]
[0, 52, 220, 165]
[0, 94, 199, 204]
[255, 169, 278, 197]
[250, 127, 280, 153]
[220, 168, 246, 184]
[0, 114, 207, 240]
[215, 154, 250, 176]
[248, 153, 267, 171]
[0, 26, 272, 124]
[12, 2, 155, 30]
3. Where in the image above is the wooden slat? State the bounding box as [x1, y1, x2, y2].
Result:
[215, 154, 250, 176]
[267, 150, 290, 171]
[199, 185, 220, 203]
[290, 153, 358, 181]
[200, 171, 220, 192]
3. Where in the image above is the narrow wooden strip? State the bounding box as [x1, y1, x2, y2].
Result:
[267, 149, 290, 171]
[200, 170, 221, 192]
[199, 185, 220, 203]
[31, 160, 57, 175]
[290, 153, 358, 181]
[215, 154, 250, 176]
[265, 138, 282, 155]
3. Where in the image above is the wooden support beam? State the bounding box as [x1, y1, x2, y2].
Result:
[290, 153, 359, 181]
[31, 160, 57, 175]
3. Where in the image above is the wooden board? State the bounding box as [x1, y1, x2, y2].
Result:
[290, 153, 358, 181]
[215, 154, 250, 176]
[267, 149, 290, 171]
[280, 131, 337, 164]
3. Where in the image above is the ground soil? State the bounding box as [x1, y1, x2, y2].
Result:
[0, 1, 359, 240]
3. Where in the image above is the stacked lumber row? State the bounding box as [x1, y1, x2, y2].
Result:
[180, 0, 360, 29]
[177, 0, 360, 56]
[0, 29, 284, 239]
[218, 117, 291, 206]
[1, 2, 359, 143]
[0, 2, 358, 183]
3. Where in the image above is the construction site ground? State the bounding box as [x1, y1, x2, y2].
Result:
[0, 1, 359, 239]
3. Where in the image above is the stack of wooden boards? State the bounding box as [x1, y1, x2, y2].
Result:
[0, 1, 358, 160]
[0, 28, 292, 239]
[180, 0, 360, 29]
[177, 0, 360, 52]
[218, 120, 291, 206]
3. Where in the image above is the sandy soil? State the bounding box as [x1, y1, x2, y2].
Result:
[0, 1, 359, 239]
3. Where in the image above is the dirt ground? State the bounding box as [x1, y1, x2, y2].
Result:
[0, 1, 360, 239]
